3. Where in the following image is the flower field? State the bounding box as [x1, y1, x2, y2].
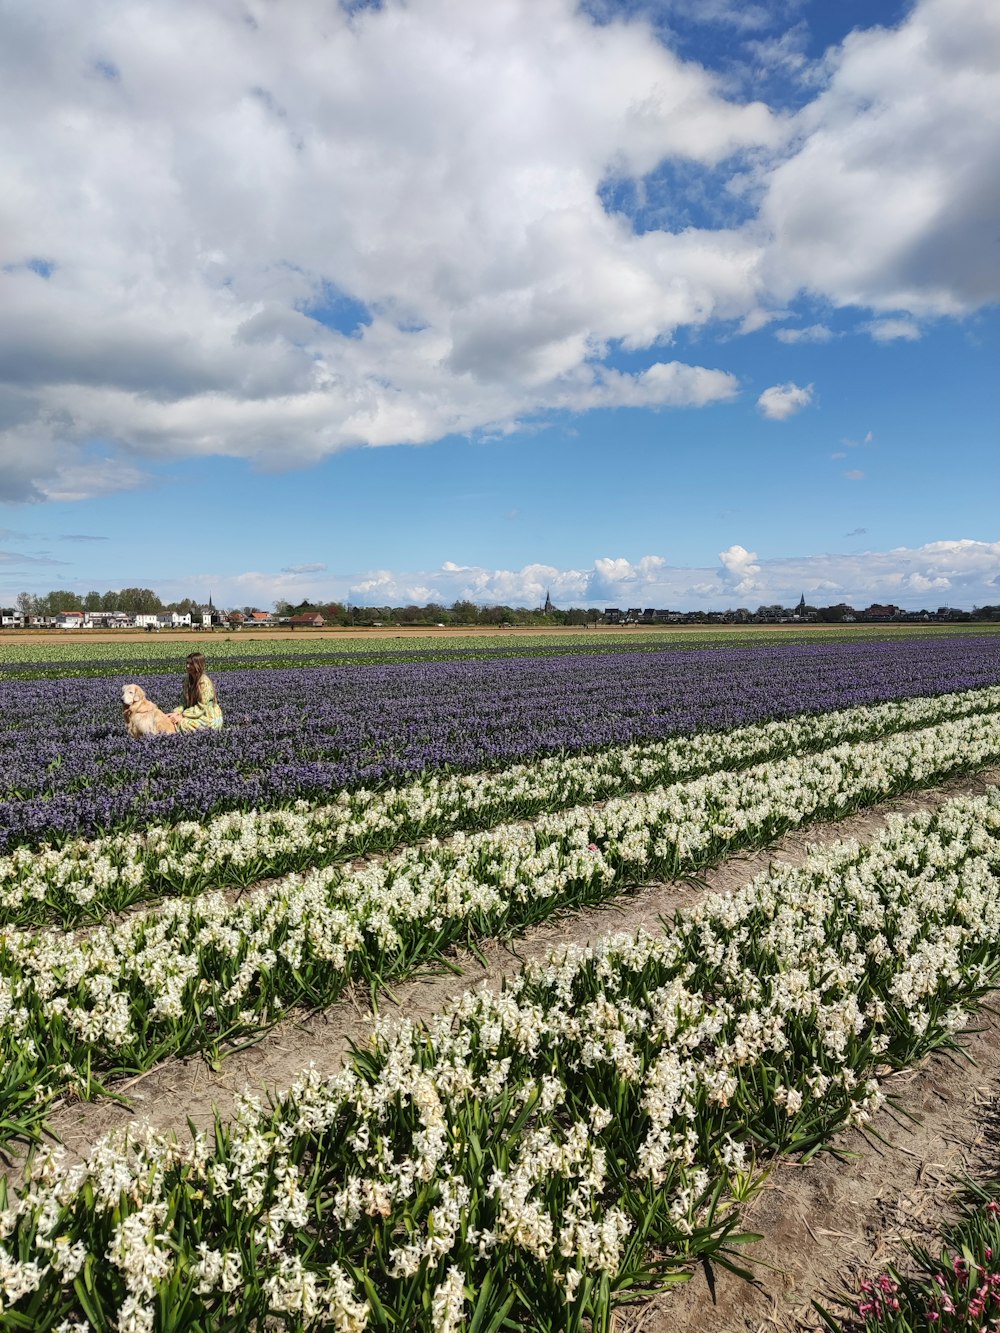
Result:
[3, 634, 1000, 851]
[3, 623, 998, 679]
[1, 634, 1000, 1331]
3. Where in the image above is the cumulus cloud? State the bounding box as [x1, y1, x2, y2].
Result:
[718, 543, 764, 594]
[757, 381, 813, 419]
[758, 0, 1000, 315]
[12, 538, 1000, 612]
[864, 318, 921, 342]
[0, 0, 995, 497]
[335, 538, 1000, 612]
[774, 323, 833, 343]
[139, 538, 1000, 610]
[0, 0, 780, 498]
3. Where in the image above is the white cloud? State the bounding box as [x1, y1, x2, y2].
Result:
[718, 543, 762, 594]
[758, 0, 1000, 315]
[36, 457, 156, 504]
[0, 0, 778, 497]
[844, 469, 865, 481]
[864, 318, 921, 342]
[280, 562, 327, 575]
[757, 381, 813, 419]
[12, 538, 1000, 611]
[0, 0, 996, 497]
[333, 538, 999, 611]
[774, 323, 833, 343]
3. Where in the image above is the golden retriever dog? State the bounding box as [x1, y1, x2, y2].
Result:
[122, 683, 178, 737]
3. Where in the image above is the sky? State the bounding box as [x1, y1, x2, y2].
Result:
[1, 0, 998, 612]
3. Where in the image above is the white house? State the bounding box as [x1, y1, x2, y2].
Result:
[84, 611, 131, 628]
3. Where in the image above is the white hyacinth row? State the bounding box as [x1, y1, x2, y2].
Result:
[3, 683, 1000, 927]
[1, 707, 999, 1133]
[2, 788, 999, 1332]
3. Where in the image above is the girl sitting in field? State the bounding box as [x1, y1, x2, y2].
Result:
[168, 652, 223, 732]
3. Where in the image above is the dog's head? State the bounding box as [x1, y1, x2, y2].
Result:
[122, 683, 148, 707]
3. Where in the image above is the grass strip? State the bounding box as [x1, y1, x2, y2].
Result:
[1, 788, 1000, 1330]
[4, 684, 1000, 928]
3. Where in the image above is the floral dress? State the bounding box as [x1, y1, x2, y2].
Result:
[175, 674, 224, 732]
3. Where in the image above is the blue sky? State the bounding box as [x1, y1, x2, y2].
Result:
[1, 0, 998, 611]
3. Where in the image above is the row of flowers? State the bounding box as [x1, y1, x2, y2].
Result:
[2, 708, 1000, 1150]
[4, 684, 1000, 927]
[2, 788, 1000, 1330]
[5, 635, 1000, 853]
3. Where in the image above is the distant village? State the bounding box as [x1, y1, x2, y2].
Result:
[3, 587, 999, 630]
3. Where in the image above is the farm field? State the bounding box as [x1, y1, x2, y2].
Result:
[2, 633, 1000, 1331]
[3, 621, 1000, 679]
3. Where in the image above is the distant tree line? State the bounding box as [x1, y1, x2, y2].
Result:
[273, 598, 606, 626]
[12, 589, 1000, 626]
[14, 589, 203, 617]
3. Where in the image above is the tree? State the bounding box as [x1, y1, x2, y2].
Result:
[41, 590, 83, 614]
[116, 587, 162, 615]
[16, 591, 35, 618]
[450, 600, 479, 625]
[817, 603, 856, 622]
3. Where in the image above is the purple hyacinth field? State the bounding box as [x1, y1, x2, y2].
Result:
[3, 634, 1000, 850]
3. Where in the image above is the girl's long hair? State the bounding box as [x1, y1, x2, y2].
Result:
[183, 652, 206, 707]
